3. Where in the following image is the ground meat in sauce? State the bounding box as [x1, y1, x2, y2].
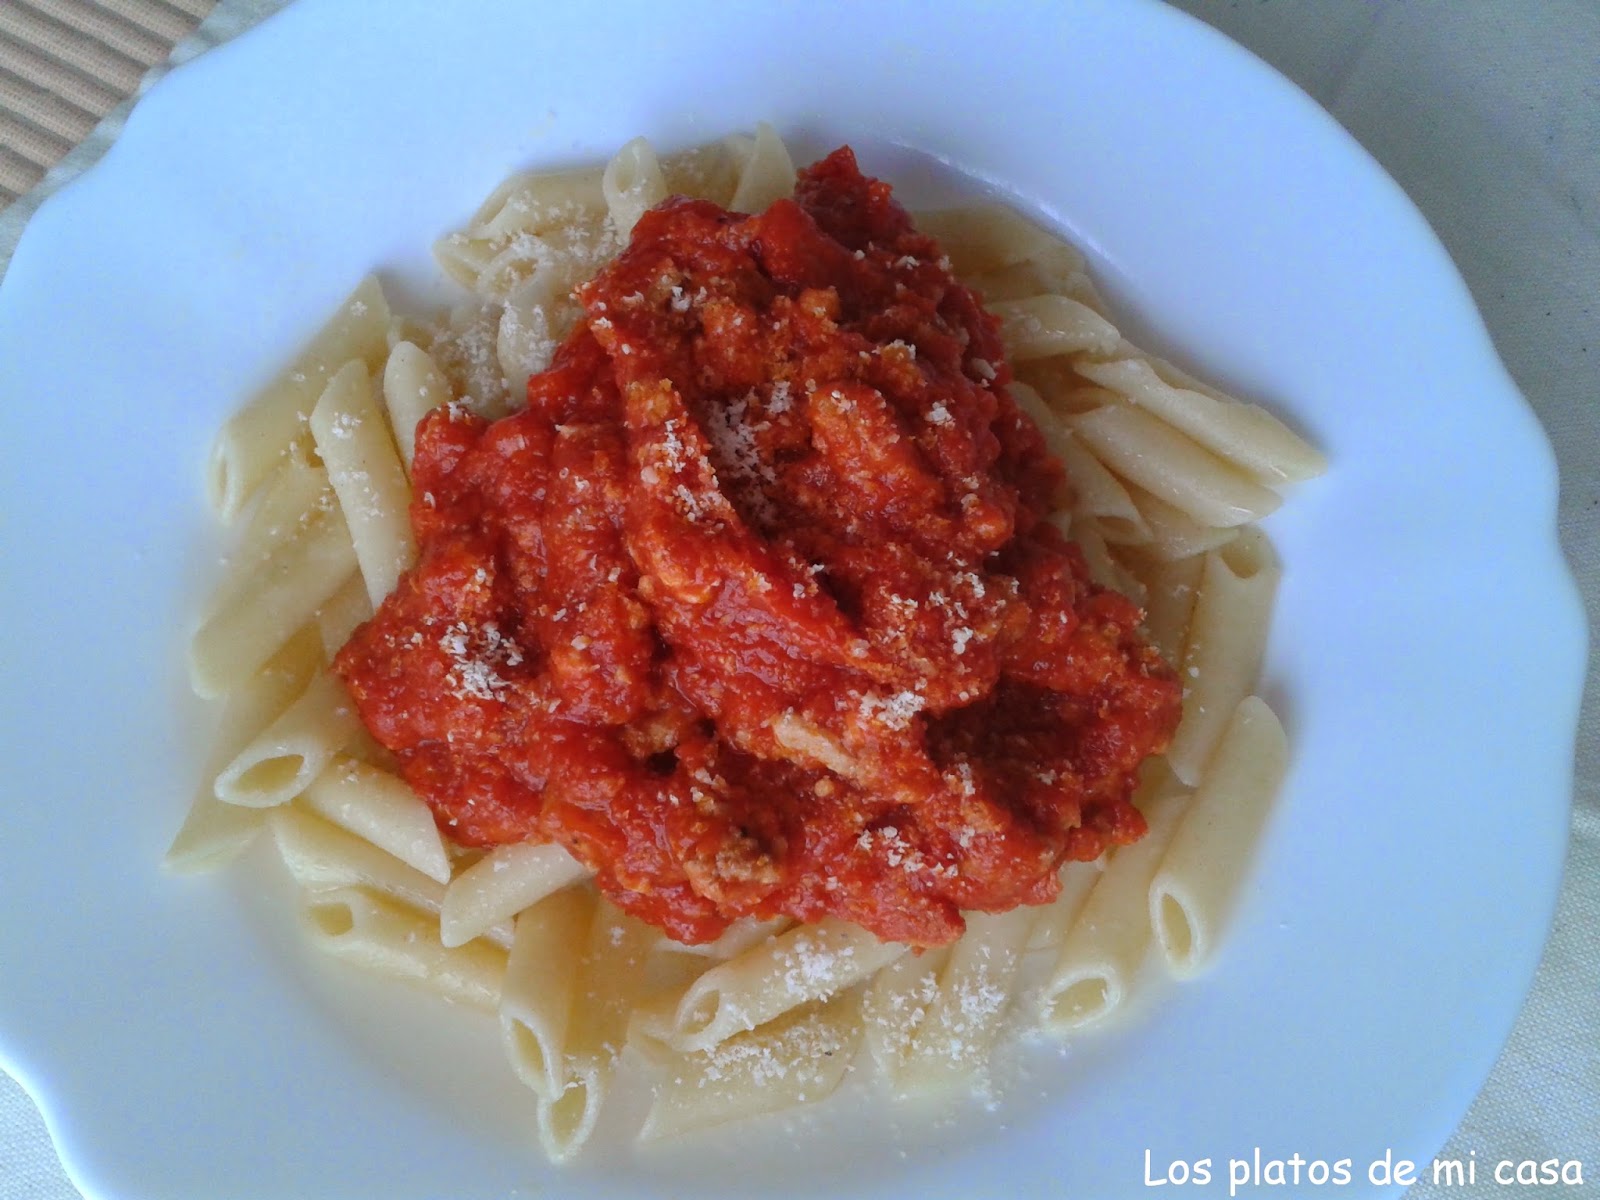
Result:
[333, 147, 1181, 948]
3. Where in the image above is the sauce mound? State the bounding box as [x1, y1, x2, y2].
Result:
[334, 148, 1181, 947]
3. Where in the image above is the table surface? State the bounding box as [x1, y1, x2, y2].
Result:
[2, 2, 1595, 1197]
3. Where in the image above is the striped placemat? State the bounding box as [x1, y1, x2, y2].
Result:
[0, 0, 214, 205]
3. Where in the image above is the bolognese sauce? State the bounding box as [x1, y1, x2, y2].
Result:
[333, 147, 1180, 948]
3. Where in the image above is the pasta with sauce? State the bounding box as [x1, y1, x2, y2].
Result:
[171, 126, 1320, 1161]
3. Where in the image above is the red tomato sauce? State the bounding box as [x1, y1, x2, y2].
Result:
[334, 148, 1180, 947]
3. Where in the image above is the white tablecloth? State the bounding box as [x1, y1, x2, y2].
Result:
[2, 2, 1595, 1196]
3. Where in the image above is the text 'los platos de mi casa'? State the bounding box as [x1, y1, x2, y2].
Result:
[1144, 1148, 1585, 1194]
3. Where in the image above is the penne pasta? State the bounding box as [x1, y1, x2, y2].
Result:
[265, 804, 506, 938]
[440, 840, 592, 949]
[896, 907, 1032, 1096]
[602, 136, 669, 239]
[309, 360, 417, 606]
[1075, 351, 1325, 485]
[188, 505, 358, 698]
[1008, 380, 1075, 466]
[481, 217, 615, 307]
[340, 726, 398, 773]
[859, 946, 950, 1080]
[164, 627, 324, 872]
[1125, 484, 1240, 562]
[300, 885, 506, 1012]
[163, 794, 265, 879]
[993, 293, 1121, 360]
[432, 233, 497, 292]
[962, 260, 1075, 304]
[655, 915, 793, 961]
[207, 277, 390, 519]
[386, 313, 435, 352]
[314, 574, 374, 660]
[1069, 402, 1283, 529]
[625, 983, 693, 1067]
[468, 165, 607, 242]
[535, 901, 656, 1162]
[1041, 789, 1190, 1033]
[1015, 360, 1112, 416]
[729, 121, 796, 214]
[432, 161, 611, 297]
[666, 140, 744, 207]
[960, 256, 1100, 310]
[640, 993, 865, 1142]
[912, 203, 1086, 280]
[212, 671, 362, 809]
[381, 340, 452, 470]
[500, 887, 597, 1100]
[426, 301, 517, 416]
[496, 285, 562, 393]
[1026, 857, 1107, 953]
[1048, 426, 1151, 544]
[1058, 268, 1113, 315]
[668, 918, 905, 1052]
[1060, 513, 1149, 609]
[300, 754, 453, 884]
[1152, 697, 1288, 977]
[1123, 551, 1206, 665]
[1166, 529, 1281, 786]
[236, 450, 336, 567]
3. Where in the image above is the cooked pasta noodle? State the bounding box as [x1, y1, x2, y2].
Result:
[1069, 402, 1284, 528]
[300, 885, 506, 1012]
[667, 918, 905, 1053]
[1026, 857, 1105, 953]
[993, 293, 1121, 360]
[641, 994, 865, 1141]
[440, 841, 591, 949]
[913, 203, 1085, 279]
[188, 504, 358, 698]
[1075, 350, 1325, 484]
[896, 907, 1033, 1095]
[164, 629, 323, 872]
[309, 360, 417, 605]
[211, 670, 362, 809]
[602, 136, 669, 238]
[730, 121, 797, 213]
[381, 340, 452, 470]
[1128, 482, 1242, 561]
[314, 575, 374, 660]
[501, 887, 596, 1100]
[861, 946, 951, 1080]
[535, 902, 655, 1161]
[235, 451, 336, 567]
[1166, 528, 1281, 786]
[207, 277, 391, 520]
[1151, 697, 1288, 976]
[1041, 789, 1190, 1032]
[300, 755, 452, 884]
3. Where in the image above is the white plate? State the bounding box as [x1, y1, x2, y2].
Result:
[0, 1, 1584, 1197]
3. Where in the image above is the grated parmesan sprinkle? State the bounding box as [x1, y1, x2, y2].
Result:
[438, 619, 524, 701]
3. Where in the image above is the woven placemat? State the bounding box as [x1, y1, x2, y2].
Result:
[0, 0, 213, 205]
